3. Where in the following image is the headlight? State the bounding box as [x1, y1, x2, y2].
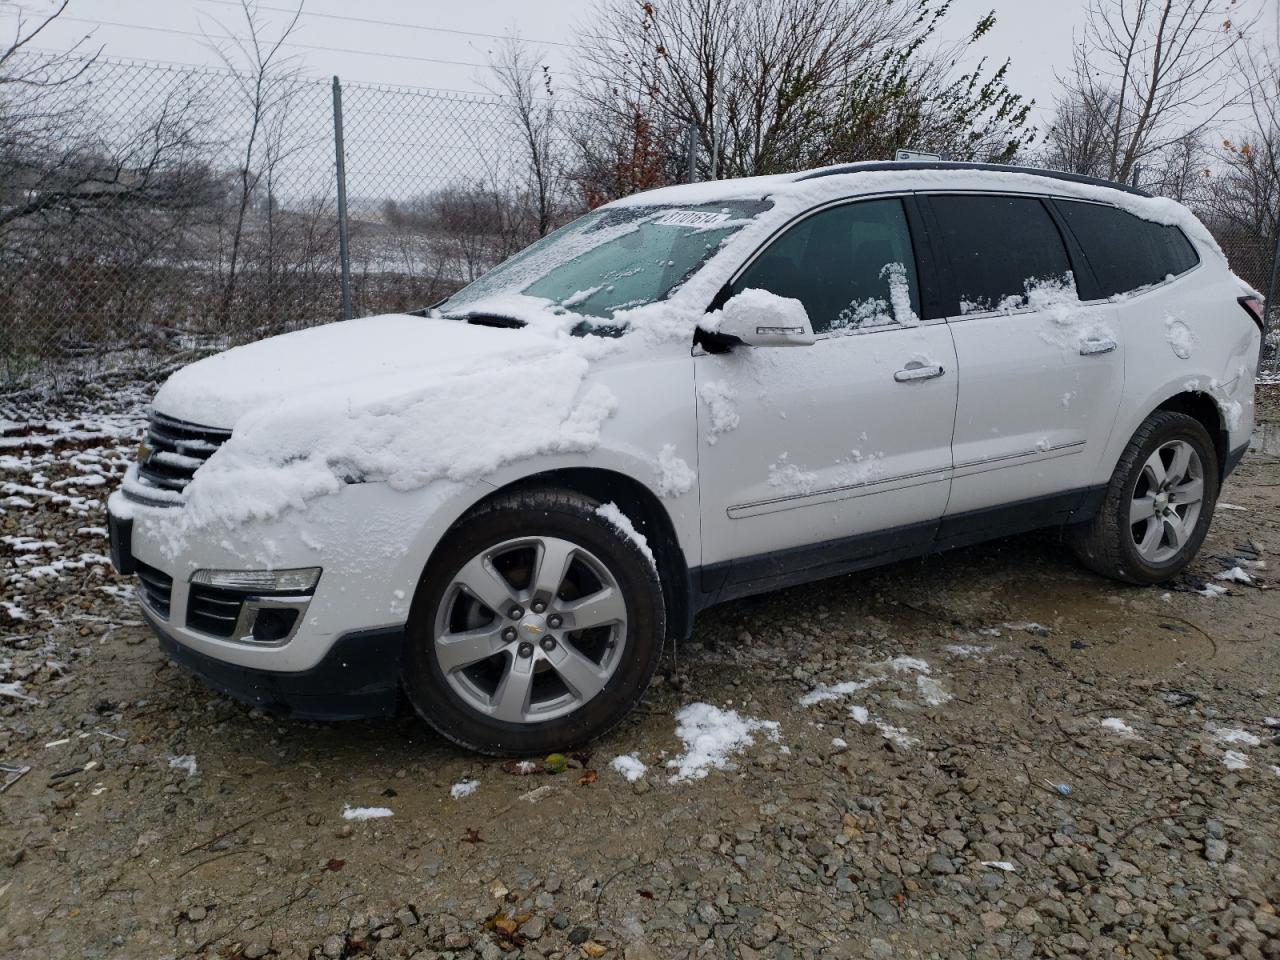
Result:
[190, 567, 321, 594]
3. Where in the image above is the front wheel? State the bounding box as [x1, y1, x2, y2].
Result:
[403, 488, 665, 756]
[1070, 410, 1219, 585]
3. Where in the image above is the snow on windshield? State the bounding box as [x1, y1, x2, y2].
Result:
[443, 200, 772, 324]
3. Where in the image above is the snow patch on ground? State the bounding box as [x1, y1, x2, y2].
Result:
[1100, 718, 1137, 738]
[450, 779, 480, 799]
[342, 805, 393, 820]
[595, 502, 656, 567]
[981, 861, 1018, 872]
[916, 675, 952, 706]
[668, 703, 780, 782]
[167, 755, 198, 776]
[1199, 582, 1229, 598]
[944, 643, 994, 657]
[799, 678, 878, 706]
[611, 755, 647, 782]
[1209, 726, 1261, 747]
[1222, 750, 1250, 770]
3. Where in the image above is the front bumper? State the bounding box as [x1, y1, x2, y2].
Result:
[107, 485, 419, 720]
[143, 606, 402, 720]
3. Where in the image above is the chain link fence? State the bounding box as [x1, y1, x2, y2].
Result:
[0, 53, 573, 386]
[1, 52, 1277, 387]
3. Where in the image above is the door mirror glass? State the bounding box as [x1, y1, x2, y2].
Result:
[706, 288, 816, 347]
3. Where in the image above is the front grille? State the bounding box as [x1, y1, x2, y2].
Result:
[136, 562, 173, 619]
[132, 412, 232, 499]
[187, 585, 243, 638]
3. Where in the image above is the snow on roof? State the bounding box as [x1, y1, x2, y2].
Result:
[607, 160, 1225, 264]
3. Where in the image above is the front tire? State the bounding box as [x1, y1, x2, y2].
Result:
[403, 487, 665, 756]
[1070, 410, 1219, 585]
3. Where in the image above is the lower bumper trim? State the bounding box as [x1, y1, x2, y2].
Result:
[145, 610, 403, 721]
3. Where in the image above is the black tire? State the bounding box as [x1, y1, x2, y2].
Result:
[403, 487, 665, 756]
[1069, 410, 1219, 585]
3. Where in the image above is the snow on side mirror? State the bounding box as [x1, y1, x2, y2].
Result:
[703, 289, 815, 348]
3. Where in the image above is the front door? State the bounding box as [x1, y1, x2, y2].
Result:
[695, 197, 958, 596]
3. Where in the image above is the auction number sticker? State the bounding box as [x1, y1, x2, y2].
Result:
[652, 210, 732, 227]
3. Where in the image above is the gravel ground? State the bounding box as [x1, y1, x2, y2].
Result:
[3, 377, 1280, 960]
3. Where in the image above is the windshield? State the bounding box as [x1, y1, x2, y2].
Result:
[440, 199, 772, 323]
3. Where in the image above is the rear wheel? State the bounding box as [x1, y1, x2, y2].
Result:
[403, 488, 664, 755]
[1070, 410, 1219, 585]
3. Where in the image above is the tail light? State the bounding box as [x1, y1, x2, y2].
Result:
[1238, 295, 1265, 332]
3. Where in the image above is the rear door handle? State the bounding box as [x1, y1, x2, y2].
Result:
[1079, 337, 1117, 356]
[894, 363, 945, 383]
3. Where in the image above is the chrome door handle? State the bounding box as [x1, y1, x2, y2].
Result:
[894, 363, 945, 382]
[1079, 337, 1117, 356]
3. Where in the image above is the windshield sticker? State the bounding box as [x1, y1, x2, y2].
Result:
[652, 210, 732, 228]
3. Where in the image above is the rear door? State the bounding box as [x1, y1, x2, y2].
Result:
[921, 193, 1125, 530]
[695, 196, 958, 596]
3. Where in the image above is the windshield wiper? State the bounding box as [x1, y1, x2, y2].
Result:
[452, 312, 526, 329]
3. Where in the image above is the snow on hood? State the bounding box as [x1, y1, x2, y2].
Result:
[139, 311, 628, 536]
[153, 312, 567, 429]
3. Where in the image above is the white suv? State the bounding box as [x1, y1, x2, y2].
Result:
[107, 162, 1263, 755]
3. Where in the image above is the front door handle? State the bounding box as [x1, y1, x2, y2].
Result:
[894, 362, 945, 383]
[1079, 337, 1118, 356]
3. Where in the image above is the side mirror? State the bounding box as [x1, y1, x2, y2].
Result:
[704, 288, 816, 348]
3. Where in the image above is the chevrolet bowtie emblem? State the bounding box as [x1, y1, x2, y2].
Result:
[522, 623, 542, 634]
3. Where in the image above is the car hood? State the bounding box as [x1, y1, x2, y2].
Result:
[152, 313, 566, 429]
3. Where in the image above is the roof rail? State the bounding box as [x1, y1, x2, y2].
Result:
[796, 161, 1153, 198]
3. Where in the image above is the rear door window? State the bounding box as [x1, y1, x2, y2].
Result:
[732, 198, 920, 334]
[1053, 200, 1200, 299]
[925, 194, 1074, 315]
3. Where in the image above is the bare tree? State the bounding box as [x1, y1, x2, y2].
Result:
[487, 38, 563, 238]
[575, 0, 1034, 189]
[202, 0, 304, 328]
[1206, 4, 1279, 297]
[578, 0, 915, 179]
[1057, 0, 1256, 184]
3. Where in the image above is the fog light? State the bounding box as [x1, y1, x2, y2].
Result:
[190, 567, 321, 594]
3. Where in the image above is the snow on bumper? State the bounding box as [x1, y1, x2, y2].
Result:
[108, 479, 460, 673]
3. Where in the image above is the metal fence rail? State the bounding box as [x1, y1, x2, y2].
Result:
[1, 52, 1276, 386]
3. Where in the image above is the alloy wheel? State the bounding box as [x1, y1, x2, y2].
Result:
[431, 536, 628, 723]
[1128, 439, 1204, 564]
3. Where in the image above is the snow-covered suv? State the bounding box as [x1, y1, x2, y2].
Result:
[107, 161, 1263, 755]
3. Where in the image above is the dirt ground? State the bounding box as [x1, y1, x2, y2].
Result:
[3, 380, 1280, 960]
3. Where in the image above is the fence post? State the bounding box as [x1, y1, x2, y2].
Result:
[686, 121, 698, 183]
[1265, 226, 1280, 369]
[332, 76, 353, 322]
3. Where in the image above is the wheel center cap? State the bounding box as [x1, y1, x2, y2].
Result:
[1154, 492, 1170, 513]
[519, 613, 548, 637]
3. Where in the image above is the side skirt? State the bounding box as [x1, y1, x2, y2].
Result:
[691, 486, 1107, 613]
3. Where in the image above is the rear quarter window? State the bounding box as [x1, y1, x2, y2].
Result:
[1053, 200, 1200, 299]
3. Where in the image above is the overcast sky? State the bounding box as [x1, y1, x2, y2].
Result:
[6, 1, 1087, 117]
[5, 0, 1276, 128]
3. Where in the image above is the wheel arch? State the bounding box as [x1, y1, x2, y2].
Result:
[1152, 390, 1229, 479]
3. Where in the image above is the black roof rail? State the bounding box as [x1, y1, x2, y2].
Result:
[795, 161, 1153, 199]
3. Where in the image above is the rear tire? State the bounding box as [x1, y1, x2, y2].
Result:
[403, 487, 665, 756]
[1070, 410, 1219, 585]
